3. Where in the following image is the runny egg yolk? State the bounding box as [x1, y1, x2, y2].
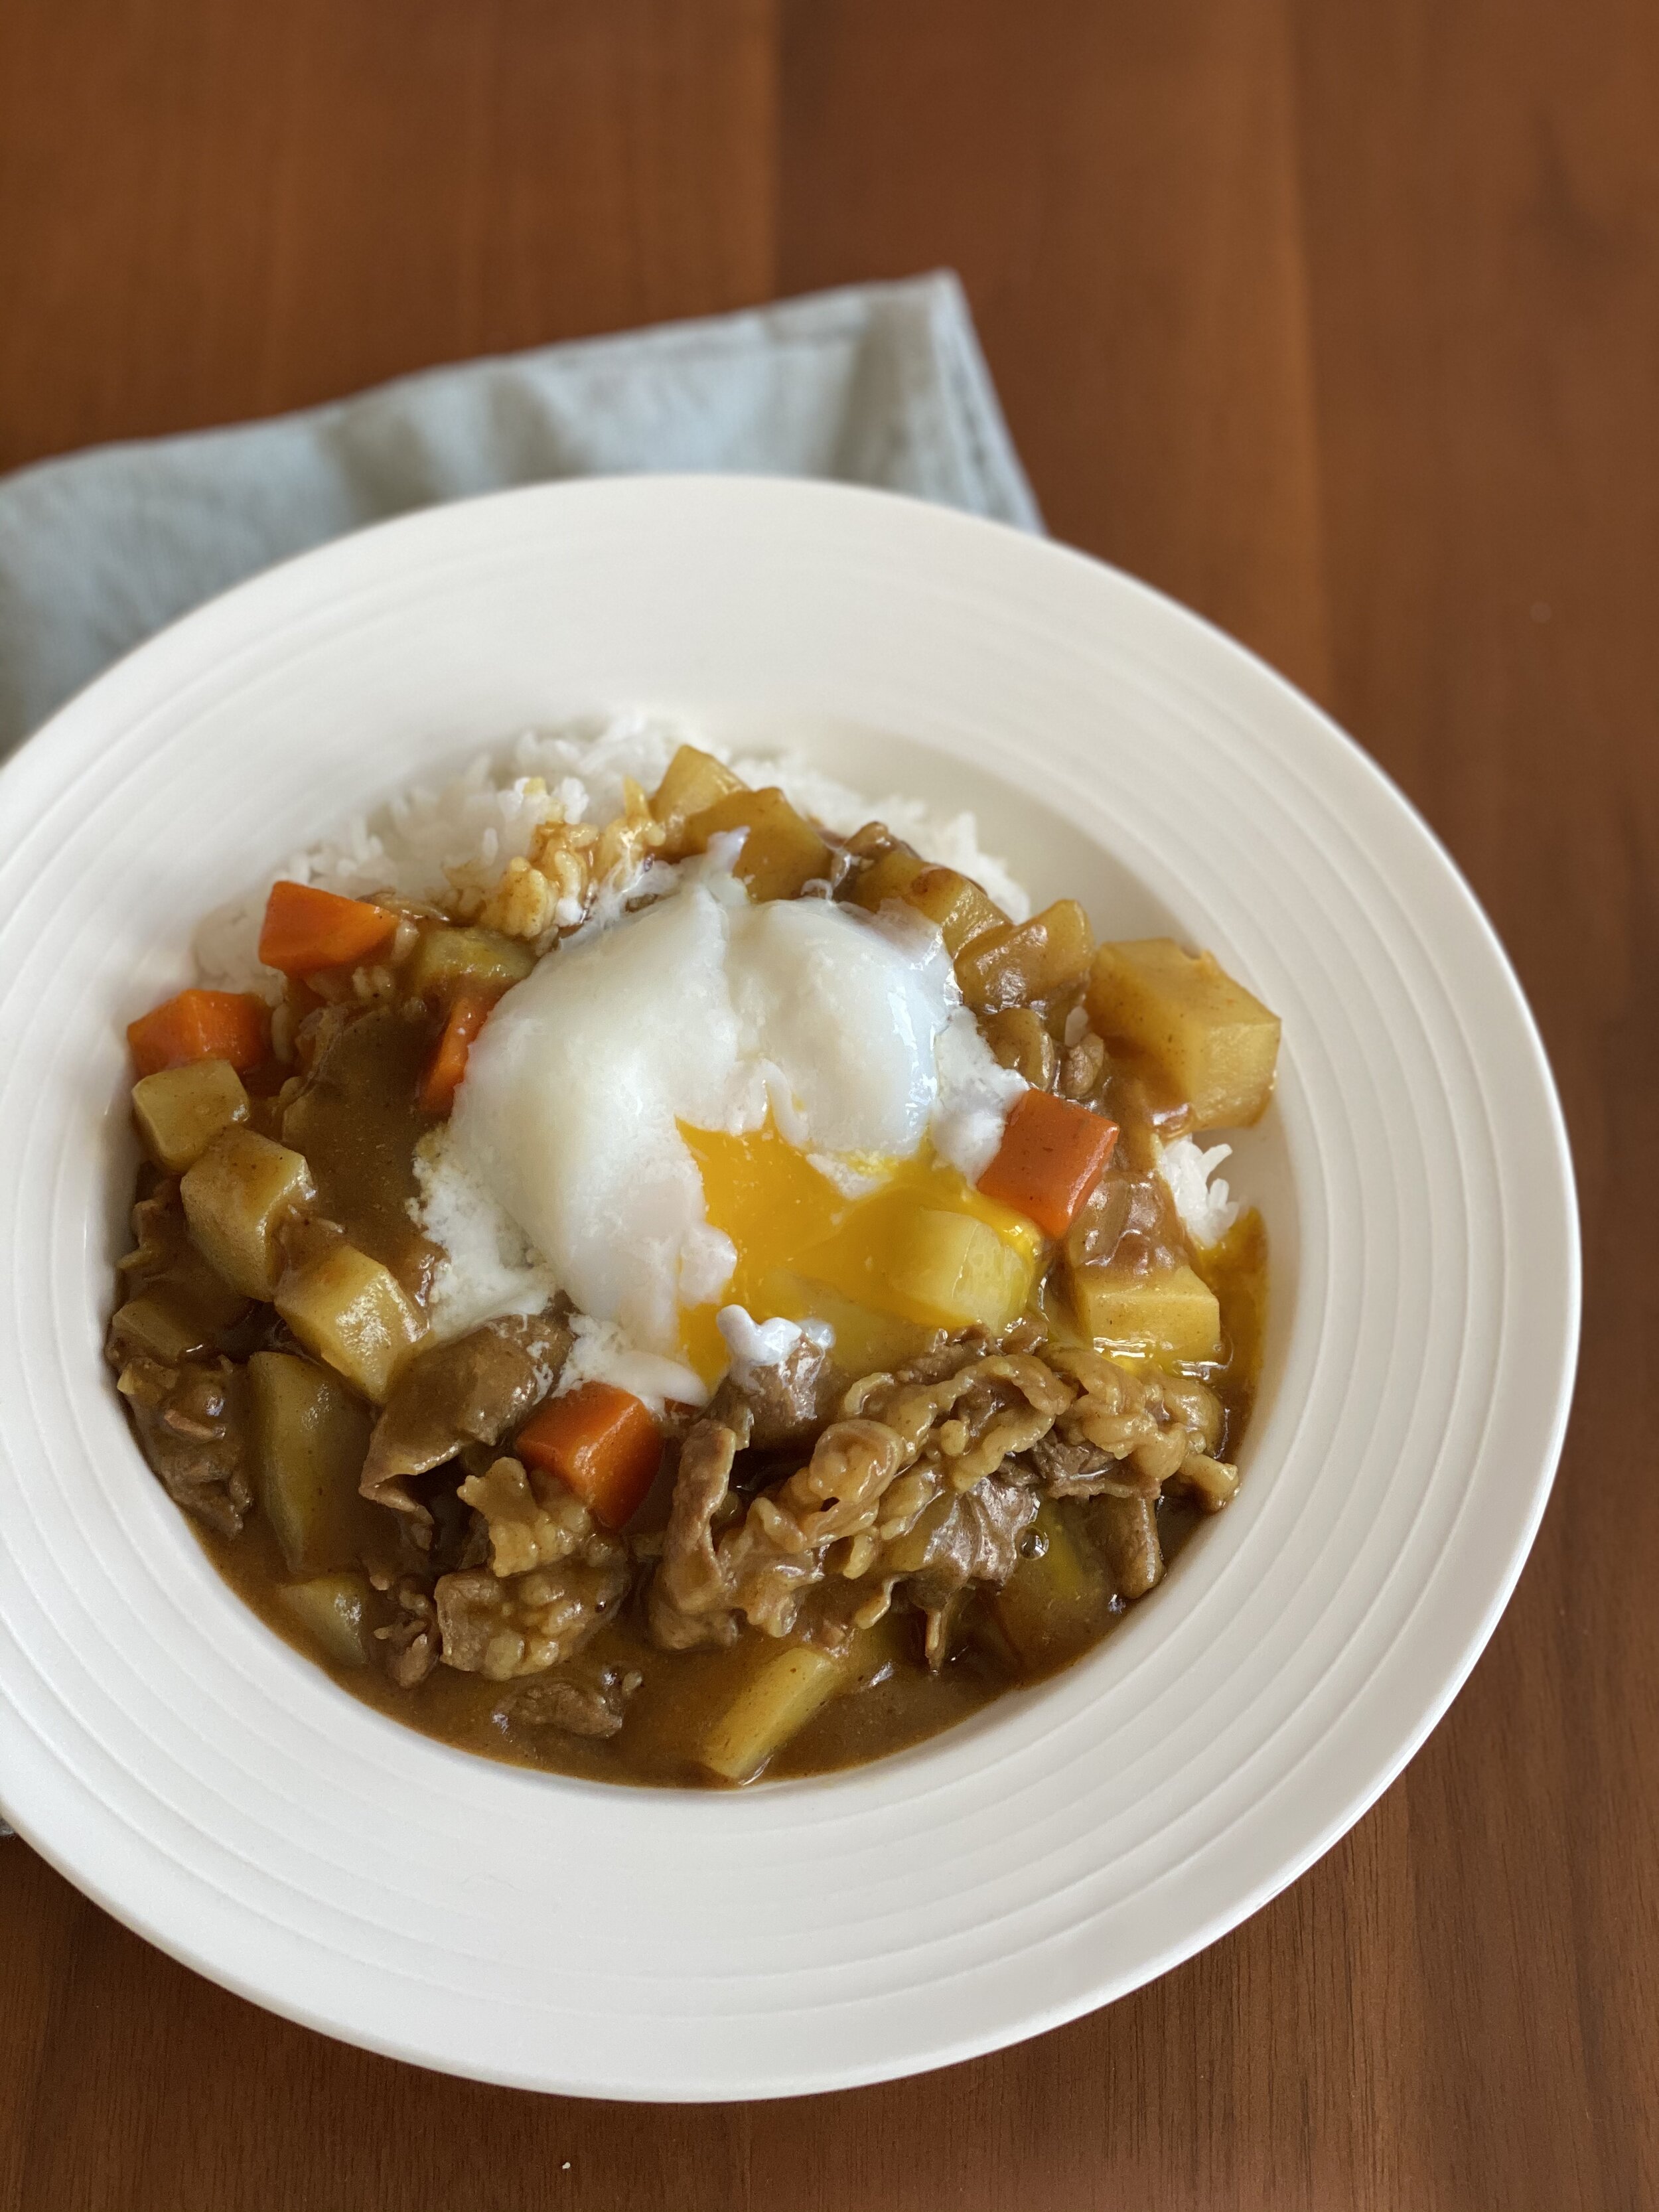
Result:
[678, 1118, 1047, 1386]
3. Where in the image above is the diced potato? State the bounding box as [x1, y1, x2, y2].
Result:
[402, 924, 535, 1004]
[651, 742, 746, 847]
[1092, 1495, 1164, 1600]
[699, 1642, 848, 1783]
[1068, 1260, 1222, 1364]
[888, 1209, 1036, 1332]
[956, 899, 1096, 1012]
[982, 1006, 1058, 1090]
[275, 1572, 375, 1668]
[131, 1058, 250, 1173]
[249, 1351, 375, 1574]
[1086, 937, 1281, 1129]
[847, 846, 926, 914]
[275, 1243, 425, 1402]
[851, 851, 1007, 956]
[994, 1501, 1112, 1669]
[906, 865, 1007, 956]
[841, 821, 899, 863]
[110, 1290, 213, 1364]
[681, 786, 832, 902]
[759, 1272, 938, 1380]
[839, 1609, 910, 1696]
[181, 1128, 315, 1298]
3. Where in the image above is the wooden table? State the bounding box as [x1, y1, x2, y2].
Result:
[1, 3, 1650, 2204]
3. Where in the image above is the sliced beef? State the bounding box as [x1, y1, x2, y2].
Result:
[1027, 1428, 1157, 1501]
[374, 1579, 439, 1687]
[707, 1327, 834, 1453]
[361, 1311, 571, 1524]
[648, 1348, 1074, 1655]
[496, 1674, 632, 1739]
[114, 1182, 252, 1347]
[897, 1476, 1041, 1663]
[1093, 1495, 1164, 1600]
[435, 1549, 628, 1681]
[459, 1455, 607, 1578]
[111, 1351, 252, 1537]
[648, 1411, 751, 1651]
[1044, 1347, 1224, 1495]
[1027, 1430, 1110, 1488]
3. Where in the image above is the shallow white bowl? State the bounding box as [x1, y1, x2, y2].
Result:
[0, 478, 1577, 2098]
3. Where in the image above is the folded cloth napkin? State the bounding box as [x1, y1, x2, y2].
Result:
[0, 271, 1039, 757]
[0, 271, 1038, 1836]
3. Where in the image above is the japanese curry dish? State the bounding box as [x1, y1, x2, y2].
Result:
[109, 727, 1279, 1786]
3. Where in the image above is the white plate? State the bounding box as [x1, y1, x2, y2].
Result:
[0, 478, 1577, 2099]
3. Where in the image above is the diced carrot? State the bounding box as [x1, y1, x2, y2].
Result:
[515, 1383, 664, 1530]
[127, 990, 269, 1078]
[257, 880, 397, 976]
[419, 992, 492, 1116]
[976, 1088, 1118, 1238]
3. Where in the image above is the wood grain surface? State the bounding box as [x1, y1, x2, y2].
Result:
[1, 1, 1652, 2205]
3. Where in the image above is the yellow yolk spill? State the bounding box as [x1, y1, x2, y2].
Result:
[678, 1120, 1046, 1386]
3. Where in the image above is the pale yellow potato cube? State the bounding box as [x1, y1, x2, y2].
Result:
[402, 924, 534, 1003]
[275, 1242, 425, 1402]
[1086, 936, 1281, 1129]
[131, 1058, 250, 1173]
[758, 1273, 936, 1381]
[906, 865, 1007, 955]
[850, 850, 1007, 956]
[981, 1006, 1058, 1088]
[276, 1572, 374, 1668]
[681, 786, 831, 902]
[1068, 1260, 1222, 1364]
[110, 1290, 213, 1365]
[651, 743, 745, 848]
[955, 899, 1095, 1011]
[249, 1351, 374, 1575]
[181, 1128, 315, 1299]
[993, 1501, 1111, 1670]
[847, 846, 926, 914]
[889, 1209, 1036, 1332]
[699, 1643, 847, 1783]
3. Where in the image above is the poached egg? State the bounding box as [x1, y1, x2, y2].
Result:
[415, 861, 1035, 1405]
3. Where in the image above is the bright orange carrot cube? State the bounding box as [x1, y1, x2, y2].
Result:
[976, 1088, 1118, 1238]
[515, 1382, 664, 1530]
[127, 989, 269, 1078]
[257, 881, 397, 976]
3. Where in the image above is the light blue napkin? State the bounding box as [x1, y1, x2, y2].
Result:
[0, 272, 1039, 757]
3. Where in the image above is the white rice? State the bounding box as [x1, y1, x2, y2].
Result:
[1157, 1136, 1240, 1249]
[194, 712, 1031, 1001]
